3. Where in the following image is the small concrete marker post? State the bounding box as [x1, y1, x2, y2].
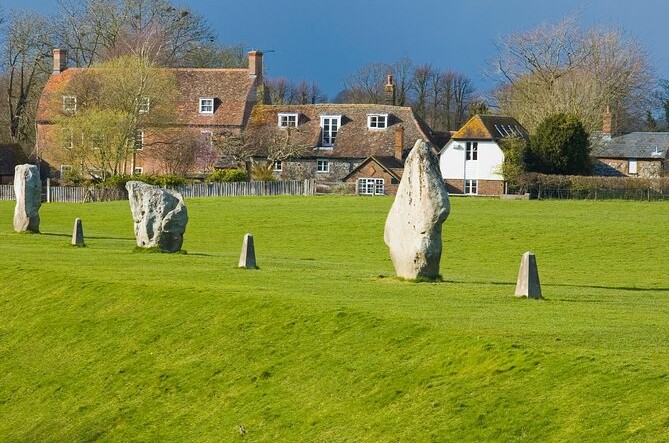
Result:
[71, 218, 85, 247]
[239, 233, 257, 269]
[515, 251, 542, 299]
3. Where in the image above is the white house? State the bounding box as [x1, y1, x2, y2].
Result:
[439, 115, 528, 195]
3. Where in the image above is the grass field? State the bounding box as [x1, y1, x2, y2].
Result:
[0, 196, 668, 442]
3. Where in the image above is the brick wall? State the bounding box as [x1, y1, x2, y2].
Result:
[444, 178, 504, 196]
[345, 162, 400, 195]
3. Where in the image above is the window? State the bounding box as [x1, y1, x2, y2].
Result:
[60, 128, 73, 149]
[138, 97, 150, 114]
[358, 178, 384, 195]
[134, 130, 144, 151]
[200, 130, 213, 148]
[133, 167, 143, 175]
[316, 159, 330, 173]
[367, 114, 388, 129]
[278, 113, 298, 128]
[464, 179, 478, 195]
[274, 160, 282, 172]
[60, 165, 72, 179]
[320, 115, 341, 147]
[629, 158, 638, 174]
[199, 98, 214, 114]
[62, 95, 77, 113]
[466, 141, 478, 161]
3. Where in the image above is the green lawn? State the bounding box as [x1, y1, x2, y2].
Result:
[0, 196, 667, 442]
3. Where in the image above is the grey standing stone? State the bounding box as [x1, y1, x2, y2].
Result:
[515, 251, 542, 299]
[125, 181, 188, 253]
[13, 164, 41, 233]
[384, 139, 450, 280]
[72, 218, 85, 247]
[239, 233, 257, 269]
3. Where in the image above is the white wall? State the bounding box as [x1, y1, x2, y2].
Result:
[439, 140, 505, 181]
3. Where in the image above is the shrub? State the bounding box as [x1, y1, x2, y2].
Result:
[530, 113, 591, 175]
[205, 169, 248, 183]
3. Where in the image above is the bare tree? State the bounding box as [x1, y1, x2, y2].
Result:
[342, 62, 390, 104]
[0, 10, 53, 149]
[266, 78, 326, 105]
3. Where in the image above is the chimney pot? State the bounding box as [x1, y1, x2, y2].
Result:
[385, 74, 396, 106]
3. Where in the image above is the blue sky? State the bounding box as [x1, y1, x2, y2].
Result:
[4, 0, 669, 100]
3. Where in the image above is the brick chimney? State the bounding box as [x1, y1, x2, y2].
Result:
[602, 106, 614, 139]
[394, 124, 405, 163]
[53, 48, 67, 74]
[248, 50, 263, 79]
[385, 74, 396, 106]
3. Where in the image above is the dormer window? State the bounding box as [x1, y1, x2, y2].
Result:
[367, 113, 388, 129]
[138, 97, 150, 114]
[199, 98, 214, 114]
[320, 115, 341, 148]
[278, 113, 298, 128]
[62, 95, 77, 113]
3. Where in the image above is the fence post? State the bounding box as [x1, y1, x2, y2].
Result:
[46, 178, 51, 203]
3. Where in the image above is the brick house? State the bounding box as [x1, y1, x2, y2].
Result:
[35, 48, 265, 178]
[439, 115, 528, 195]
[244, 99, 439, 195]
[591, 110, 668, 177]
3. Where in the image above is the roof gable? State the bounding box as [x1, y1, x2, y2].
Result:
[452, 115, 528, 142]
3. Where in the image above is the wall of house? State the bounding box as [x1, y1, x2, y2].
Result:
[274, 159, 356, 182]
[344, 163, 400, 196]
[439, 140, 504, 182]
[444, 178, 504, 196]
[594, 158, 665, 178]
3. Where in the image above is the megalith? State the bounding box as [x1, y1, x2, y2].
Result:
[13, 164, 41, 233]
[384, 139, 450, 280]
[125, 181, 188, 252]
[514, 251, 542, 299]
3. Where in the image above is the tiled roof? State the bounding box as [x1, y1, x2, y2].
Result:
[245, 104, 437, 160]
[591, 132, 669, 159]
[452, 115, 528, 141]
[37, 67, 258, 127]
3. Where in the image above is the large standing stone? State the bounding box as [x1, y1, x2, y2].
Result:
[125, 181, 188, 252]
[13, 164, 41, 233]
[515, 251, 542, 299]
[384, 139, 450, 280]
[239, 233, 257, 269]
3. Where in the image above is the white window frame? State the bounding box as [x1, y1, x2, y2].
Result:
[138, 97, 150, 114]
[62, 95, 77, 113]
[133, 167, 144, 175]
[357, 178, 385, 195]
[134, 130, 144, 151]
[274, 160, 283, 172]
[464, 179, 478, 195]
[60, 128, 73, 149]
[367, 113, 388, 130]
[629, 158, 638, 174]
[199, 98, 214, 114]
[60, 164, 72, 178]
[466, 142, 478, 161]
[278, 113, 298, 128]
[316, 159, 330, 173]
[320, 115, 341, 148]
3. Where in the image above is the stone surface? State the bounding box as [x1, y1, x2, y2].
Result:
[515, 251, 542, 299]
[125, 181, 188, 252]
[72, 218, 84, 247]
[239, 233, 257, 269]
[384, 139, 450, 280]
[13, 164, 41, 233]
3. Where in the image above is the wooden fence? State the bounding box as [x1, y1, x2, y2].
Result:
[0, 179, 315, 203]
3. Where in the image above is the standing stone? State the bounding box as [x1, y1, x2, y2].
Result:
[239, 233, 257, 269]
[71, 218, 85, 247]
[125, 181, 188, 253]
[13, 164, 41, 233]
[384, 139, 450, 280]
[515, 251, 542, 299]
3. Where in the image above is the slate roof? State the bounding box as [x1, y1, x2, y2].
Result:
[245, 104, 438, 160]
[451, 114, 528, 141]
[591, 132, 669, 160]
[37, 67, 259, 127]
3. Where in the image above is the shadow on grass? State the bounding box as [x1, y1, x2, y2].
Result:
[548, 283, 669, 293]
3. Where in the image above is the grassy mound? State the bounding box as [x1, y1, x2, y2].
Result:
[0, 196, 667, 441]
